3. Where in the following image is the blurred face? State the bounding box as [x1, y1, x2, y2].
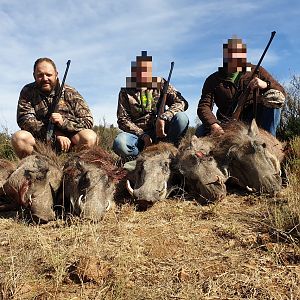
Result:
[33, 61, 58, 94]
[133, 60, 153, 85]
[223, 39, 247, 73]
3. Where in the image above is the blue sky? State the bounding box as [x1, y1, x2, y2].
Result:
[0, 0, 299, 133]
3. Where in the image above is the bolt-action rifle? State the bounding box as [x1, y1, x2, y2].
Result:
[157, 61, 174, 118]
[46, 60, 71, 143]
[231, 31, 276, 120]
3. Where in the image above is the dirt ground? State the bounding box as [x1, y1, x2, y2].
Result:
[0, 190, 300, 300]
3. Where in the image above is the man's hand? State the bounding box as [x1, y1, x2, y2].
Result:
[249, 77, 268, 90]
[155, 118, 167, 139]
[210, 123, 224, 136]
[56, 135, 71, 152]
[141, 134, 153, 148]
[50, 113, 64, 126]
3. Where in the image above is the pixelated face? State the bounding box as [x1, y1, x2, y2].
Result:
[223, 38, 247, 73]
[133, 60, 153, 85]
[34, 61, 58, 94]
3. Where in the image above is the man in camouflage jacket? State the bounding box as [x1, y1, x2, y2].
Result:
[12, 57, 97, 158]
[113, 51, 189, 159]
[196, 37, 286, 137]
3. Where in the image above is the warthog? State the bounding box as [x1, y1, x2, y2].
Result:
[5, 143, 63, 222]
[60, 146, 126, 221]
[126, 142, 178, 204]
[212, 119, 283, 195]
[0, 159, 18, 210]
[176, 135, 227, 203]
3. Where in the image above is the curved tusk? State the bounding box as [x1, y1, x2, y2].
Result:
[28, 194, 32, 206]
[246, 186, 254, 192]
[159, 182, 167, 196]
[106, 199, 112, 211]
[70, 196, 75, 208]
[78, 194, 84, 208]
[126, 180, 134, 196]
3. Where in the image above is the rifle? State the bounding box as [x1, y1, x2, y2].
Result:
[231, 31, 276, 120]
[46, 60, 71, 143]
[157, 61, 174, 118]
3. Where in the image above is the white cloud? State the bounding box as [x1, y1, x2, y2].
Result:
[0, 0, 299, 133]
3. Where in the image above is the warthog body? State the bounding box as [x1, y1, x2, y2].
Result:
[5, 143, 63, 222]
[212, 119, 283, 195]
[126, 142, 178, 204]
[0, 159, 18, 210]
[60, 146, 125, 221]
[176, 135, 227, 203]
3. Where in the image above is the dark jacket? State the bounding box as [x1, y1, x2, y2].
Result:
[197, 65, 285, 126]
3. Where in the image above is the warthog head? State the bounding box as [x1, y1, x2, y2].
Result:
[6, 153, 62, 222]
[0, 159, 16, 197]
[214, 120, 282, 195]
[60, 147, 119, 221]
[126, 143, 178, 204]
[176, 135, 227, 203]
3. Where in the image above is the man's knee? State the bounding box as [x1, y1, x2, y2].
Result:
[113, 132, 138, 157]
[11, 130, 35, 158]
[173, 112, 189, 124]
[72, 129, 97, 148]
[113, 133, 129, 155]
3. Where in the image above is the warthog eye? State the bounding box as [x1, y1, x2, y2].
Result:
[160, 161, 169, 174]
[79, 171, 90, 191]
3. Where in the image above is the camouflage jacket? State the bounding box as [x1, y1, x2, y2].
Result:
[117, 79, 188, 136]
[17, 82, 94, 140]
[197, 65, 286, 126]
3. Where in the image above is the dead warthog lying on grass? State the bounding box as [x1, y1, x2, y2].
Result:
[212, 119, 283, 195]
[60, 146, 126, 221]
[176, 135, 227, 203]
[126, 142, 178, 205]
[0, 159, 17, 210]
[4, 143, 63, 222]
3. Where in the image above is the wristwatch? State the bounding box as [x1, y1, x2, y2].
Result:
[159, 114, 168, 121]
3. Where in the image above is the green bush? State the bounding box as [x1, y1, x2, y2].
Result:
[0, 131, 16, 160]
[277, 75, 300, 140]
[93, 122, 120, 152]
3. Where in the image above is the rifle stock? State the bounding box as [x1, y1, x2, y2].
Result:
[231, 31, 276, 120]
[157, 61, 174, 117]
[46, 60, 71, 143]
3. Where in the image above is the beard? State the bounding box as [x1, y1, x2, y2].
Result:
[36, 79, 57, 94]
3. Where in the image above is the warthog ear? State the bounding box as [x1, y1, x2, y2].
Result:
[248, 119, 259, 138]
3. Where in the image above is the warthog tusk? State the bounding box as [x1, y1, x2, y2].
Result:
[78, 194, 84, 208]
[158, 182, 167, 196]
[106, 199, 112, 211]
[246, 186, 254, 192]
[126, 180, 134, 196]
[70, 196, 75, 208]
[28, 194, 32, 206]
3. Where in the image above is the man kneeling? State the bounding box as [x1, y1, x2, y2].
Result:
[12, 57, 97, 158]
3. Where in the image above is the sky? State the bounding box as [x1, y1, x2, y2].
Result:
[0, 0, 299, 134]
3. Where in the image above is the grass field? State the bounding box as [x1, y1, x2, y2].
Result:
[0, 132, 300, 299]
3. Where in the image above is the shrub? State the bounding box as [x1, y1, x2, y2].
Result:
[277, 75, 300, 140]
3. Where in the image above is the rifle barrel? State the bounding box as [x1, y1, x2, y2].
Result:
[231, 31, 276, 119]
[46, 60, 71, 143]
[158, 62, 174, 117]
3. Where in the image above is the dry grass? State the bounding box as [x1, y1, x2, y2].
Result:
[1, 192, 300, 299]
[1, 130, 300, 299]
